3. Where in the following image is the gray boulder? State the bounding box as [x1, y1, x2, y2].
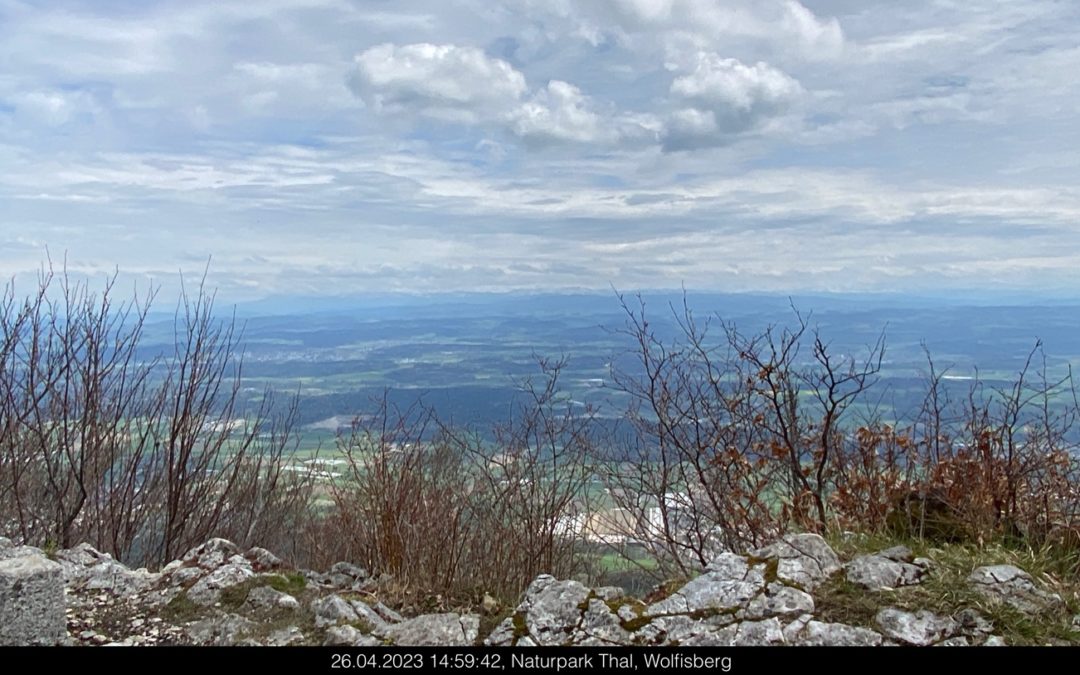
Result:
[184, 613, 254, 645]
[245, 547, 284, 572]
[749, 533, 841, 591]
[845, 547, 928, 590]
[732, 618, 786, 645]
[0, 550, 67, 645]
[518, 575, 592, 645]
[741, 582, 815, 620]
[244, 585, 300, 612]
[182, 538, 241, 570]
[348, 599, 390, 630]
[324, 624, 382, 647]
[575, 598, 632, 645]
[876, 608, 958, 646]
[968, 565, 1065, 615]
[328, 561, 368, 589]
[186, 561, 255, 605]
[56, 545, 159, 596]
[372, 601, 404, 624]
[646, 553, 766, 616]
[167, 565, 205, 588]
[377, 613, 479, 646]
[787, 620, 884, 646]
[312, 594, 360, 627]
[265, 626, 305, 646]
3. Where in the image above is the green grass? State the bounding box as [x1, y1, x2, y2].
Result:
[820, 530, 1080, 645]
[163, 591, 202, 623]
[595, 552, 659, 572]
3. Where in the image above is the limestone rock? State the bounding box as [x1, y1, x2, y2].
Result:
[679, 623, 738, 646]
[877, 545, 915, 562]
[349, 599, 390, 629]
[266, 626, 305, 646]
[167, 565, 204, 588]
[789, 620, 884, 646]
[954, 608, 993, 638]
[845, 549, 928, 590]
[575, 598, 631, 645]
[182, 538, 241, 570]
[741, 582, 815, 620]
[968, 565, 1065, 615]
[372, 601, 404, 624]
[482, 617, 517, 646]
[0, 551, 67, 645]
[649, 613, 736, 645]
[312, 594, 359, 627]
[184, 613, 254, 645]
[325, 624, 382, 647]
[245, 547, 283, 572]
[749, 533, 841, 591]
[781, 613, 813, 643]
[646, 553, 765, 616]
[518, 575, 592, 645]
[876, 608, 957, 646]
[244, 585, 299, 612]
[732, 617, 786, 645]
[378, 613, 479, 646]
[186, 561, 255, 605]
[55, 546, 159, 596]
[328, 561, 368, 589]
[0, 543, 46, 561]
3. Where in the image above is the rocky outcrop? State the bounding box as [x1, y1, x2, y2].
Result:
[845, 545, 929, 590]
[1, 532, 1075, 646]
[749, 533, 842, 591]
[875, 608, 958, 646]
[375, 613, 480, 646]
[967, 565, 1065, 615]
[0, 541, 67, 645]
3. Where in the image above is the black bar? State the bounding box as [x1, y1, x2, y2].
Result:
[0, 645, 1070, 672]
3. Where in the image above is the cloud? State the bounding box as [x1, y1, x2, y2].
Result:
[510, 80, 663, 146]
[670, 54, 803, 116]
[3, 0, 1080, 297]
[510, 80, 610, 144]
[349, 43, 527, 123]
[519, 0, 845, 61]
[662, 54, 803, 148]
[6, 89, 104, 126]
[350, 43, 659, 148]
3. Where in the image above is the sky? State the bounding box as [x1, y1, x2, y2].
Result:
[2, 0, 1080, 302]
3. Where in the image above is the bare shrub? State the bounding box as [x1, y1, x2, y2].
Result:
[320, 357, 593, 602]
[596, 291, 1078, 575]
[0, 263, 312, 568]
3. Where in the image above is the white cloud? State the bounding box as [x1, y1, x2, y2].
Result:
[778, 1, 844, 57]
[511, 80, 611, 144]
[349, 43, 527, 123]
[7, 89, 103, 126]
[662, 54, 804, 148]
[670, 54, 803, 114]
[519, 0, 845, 61]
[3, 0, 1080, 296]
[350, 43, 658, 148]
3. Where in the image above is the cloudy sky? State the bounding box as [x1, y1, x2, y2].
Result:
[2, 0, 1080, 301]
